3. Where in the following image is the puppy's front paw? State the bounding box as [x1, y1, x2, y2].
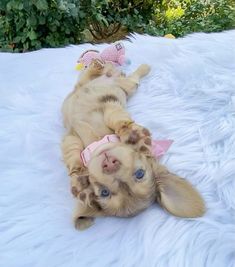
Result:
[74, 216, 94, 230]
[117, 122, 152, 154]
[71, 174, 89, 197]
[89, 59, 104, 74]
[118, 122, 150, 144]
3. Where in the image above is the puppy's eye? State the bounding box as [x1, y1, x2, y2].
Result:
[134, 169, 145, 180]
[100, 188, 110, 197]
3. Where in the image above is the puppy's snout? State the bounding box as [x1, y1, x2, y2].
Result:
[102, 155, 120, 174]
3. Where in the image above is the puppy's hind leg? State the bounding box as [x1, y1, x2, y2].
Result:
[116, 64, 151, 96]
[102, 65, 151, 131]
[129, 64, 151, 81]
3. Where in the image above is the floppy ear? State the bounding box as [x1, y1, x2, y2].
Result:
[153, 162, 205, 218]
[73, 186, 103, 230]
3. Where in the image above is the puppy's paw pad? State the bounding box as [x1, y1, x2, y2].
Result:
[78, 192, 87, 202]
[119, 123, 151, 145]
[142, 128, 151, 137]
[78, 175, 89, 188]
[71, 186, 79, 197]
[71, 175, 89, 198]
[74, 216, 94, 230]
[126, 129, 140, 145]
[77, 187, 94, 204]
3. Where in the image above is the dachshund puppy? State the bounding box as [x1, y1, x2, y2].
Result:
[61, 60, 205, 230]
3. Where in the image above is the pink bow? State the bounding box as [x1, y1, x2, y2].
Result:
[151, 140, 173, 159]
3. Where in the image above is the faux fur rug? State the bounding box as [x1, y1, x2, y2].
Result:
[0, 30, 235, 267]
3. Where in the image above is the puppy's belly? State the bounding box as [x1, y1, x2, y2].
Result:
[67, 82, 126, 144]
[88, 111, 113, 136]
[73, 109, 113, 146]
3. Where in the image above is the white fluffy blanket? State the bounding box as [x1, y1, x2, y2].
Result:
[0, 31, 235, 267]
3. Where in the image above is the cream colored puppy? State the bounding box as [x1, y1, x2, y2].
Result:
[61, 60, 205, 230]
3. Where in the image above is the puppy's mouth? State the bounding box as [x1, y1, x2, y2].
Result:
[91, 142, 117, 158]
[98, 149, 109, 156]
[98, 149, 115, 164]
[97, 150, 110, 164]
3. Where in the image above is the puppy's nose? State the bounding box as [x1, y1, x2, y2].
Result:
[102, 155, 120, 174]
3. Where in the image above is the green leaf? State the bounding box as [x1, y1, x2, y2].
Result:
[6, 2, 12, 11]
[65, 28, 71, 34]
[14, 36, 22, 42]
[38, 16, 46, 25]
[18, 3, 24, 10]
[68, 3, 76, 9]
[79, 10, 86, 18]
[27, 16, 37, 27]
[70, 7, 78, 17]
[35, 0, 48, 11]
[28, 29, 37, 40]
[23, 41, 29, 50]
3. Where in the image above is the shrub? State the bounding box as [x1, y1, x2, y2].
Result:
[147, 0, 235, 37]
[82, 0, 156, 41]
[0, 0, 155, 51]
[0, 0, 234, 52]
[0, 0, 86, 52]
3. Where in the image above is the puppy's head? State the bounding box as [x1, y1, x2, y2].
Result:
[74, 140, 205, 230]
[88, 142, 156, 216]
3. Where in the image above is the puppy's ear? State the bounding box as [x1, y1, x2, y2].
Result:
[153, 162, 205, 218]
[73, 187, 103, 230]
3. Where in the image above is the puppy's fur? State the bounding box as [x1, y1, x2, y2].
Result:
[61, 60, 205, 230]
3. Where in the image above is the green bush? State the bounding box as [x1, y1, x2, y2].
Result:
[0, 0, 155, 52]
[0, 0, 86, 52]
[0, 0, 234, 52]
[82, 0, 155, 39]
[147, 0, 235, 37]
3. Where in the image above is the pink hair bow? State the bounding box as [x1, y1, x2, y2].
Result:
[151, 140, 174, 159]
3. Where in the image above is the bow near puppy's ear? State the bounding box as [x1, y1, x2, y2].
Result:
[152, 161, 205, 218]
[73, 187, 103, 230]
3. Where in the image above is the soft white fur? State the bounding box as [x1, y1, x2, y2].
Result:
[0, 31, 235, 267]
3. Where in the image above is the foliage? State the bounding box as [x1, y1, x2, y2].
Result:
[148, 0, 235, 37]
[82, 0, 155, 40]
[0, 0, 85, 52]
[0, 0, 234, 52]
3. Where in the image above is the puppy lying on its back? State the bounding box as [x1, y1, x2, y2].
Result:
[61, 60, 205, 230]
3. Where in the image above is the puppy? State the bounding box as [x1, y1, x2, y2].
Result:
[61, 60, 205, 230]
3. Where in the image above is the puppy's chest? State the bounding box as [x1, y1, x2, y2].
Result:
[73, 81, 126, 138]
[88, 75, 119, 87]
[77, 79, 126, 109]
